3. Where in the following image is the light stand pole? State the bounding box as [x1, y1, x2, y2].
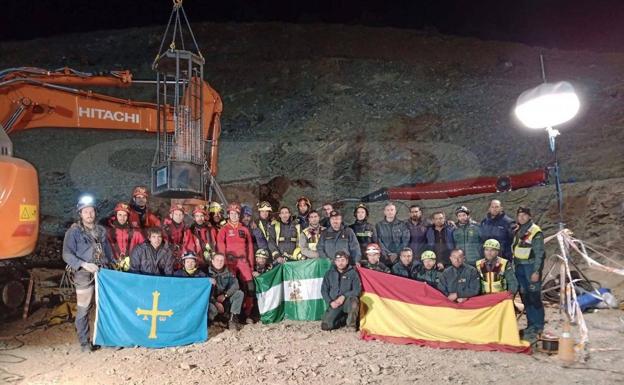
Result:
[546, 126, 565, 230]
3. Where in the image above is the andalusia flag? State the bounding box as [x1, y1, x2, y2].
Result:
[358, 268, 531, 354]
[255, 259, 332, 324]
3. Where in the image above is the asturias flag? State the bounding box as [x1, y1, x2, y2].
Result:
[94, 269, 211, 348]
[358, 268, 531, 354]
[255, 259, 331, 324]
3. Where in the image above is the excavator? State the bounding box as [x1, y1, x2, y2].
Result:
[0, 64, 223, 318]
[0, 0, 224, 319]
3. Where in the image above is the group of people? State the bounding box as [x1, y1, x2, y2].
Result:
[62, 187, 546, 353]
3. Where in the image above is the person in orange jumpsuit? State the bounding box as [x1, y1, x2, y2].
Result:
[128, 186, 161, 232]
[184, 204, 217, 268]
[162, 204, 190, 268]
[106, 202, 144, 271]
[217, 202, 255, 320]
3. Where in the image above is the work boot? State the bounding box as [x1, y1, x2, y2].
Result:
[228, 314, 242, 331]
[80, 342, 100, 353]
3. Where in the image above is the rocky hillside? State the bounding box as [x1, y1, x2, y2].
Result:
[2, 23, 623, 269]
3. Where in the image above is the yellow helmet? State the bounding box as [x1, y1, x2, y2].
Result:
[420, 250, 437, 261]
[209, 201, 223, 214]
[483, 239, 501, 250]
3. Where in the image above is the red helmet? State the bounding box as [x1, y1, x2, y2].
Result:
[114, 202, 131, 214]
[169, 204, 186, 214]
[132, 186, 149, 198]
[227, 202, 241, 215]
[365, 243, 381, 254]
[193, 205, 208, 216]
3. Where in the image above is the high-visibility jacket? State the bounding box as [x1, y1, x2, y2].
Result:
[512, 223, 542, 260]
[476, 257, 508, 293]
[299, 225, 325, 259]
[269, 221, 301, 260]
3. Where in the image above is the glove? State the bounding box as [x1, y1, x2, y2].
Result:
[81, 262, 99, 273]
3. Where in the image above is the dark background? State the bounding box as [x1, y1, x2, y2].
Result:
[1, 0, 623, 51]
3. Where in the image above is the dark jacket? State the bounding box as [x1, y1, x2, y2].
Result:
[414, 265, 442, 289]
[439, 264, 481, 298]
[360, 260, 391, 273]
[349, 220, 378, 259]
[248, 223, 269, 252]
[208, 266, 240, 303]
[452, 221, 482, 264]
[375, 218, 410, 261]
[130, 242, 174, 276]
[268, 220, 300, 258]
[63, 222, 114, 271]
[391, 260, 420, 279]
[174, 269, 207, 278]
[407, 219, 429, 259]
[426, 225, 456, 265]
[318, 226, 362, 264]
[480, 213, 515, 260]
[321, 265, 362, 303]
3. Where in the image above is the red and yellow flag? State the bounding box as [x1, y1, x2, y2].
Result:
[358, 268, 531, 354]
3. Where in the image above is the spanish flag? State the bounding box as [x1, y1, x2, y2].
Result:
[358, 268, 531, 354]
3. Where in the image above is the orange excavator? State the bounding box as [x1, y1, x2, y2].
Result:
[0, 66, 223, 317]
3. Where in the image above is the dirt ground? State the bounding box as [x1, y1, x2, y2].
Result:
[2, 280, 624, 385]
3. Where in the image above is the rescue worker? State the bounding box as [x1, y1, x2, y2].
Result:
[294, 196, 312, 230]
[185, 204, 217, 267]
[320, 251, 362, 331]
[426, 211, 455, 268]
[174, 252, 207, 278]
[106, 202, 144, 271]
[268, 206, 302, 263]
[391, 247, 420, 279]
[318, 210, 362, 264]
[452, 206, 482, 265]
[375, 202, 410, 266]
[299, 210, 324, 259]
[480, 199, 515, 260]
[162, 204, 190, 262]
[320, 202, 334, 228]
[216, 202, 255, 320]
[209, 201, 227, 229]
[130, 227, 174, 276]
[407, 205, 429, 259]
[208, 253, 245, 330]
[255, 201, 275, 245]
[241, 204, 269, 252]
[414, 250, 442, 289]
[252, 249, 272, 277]
[349, 203, 378, 259]
[439, 249, 481, 303]
[476, 239, 518, 294]
[62, 195, 113, 352]
[360, 243, 390, 273]
[128, 186, 161, 231]
[512, 206, 545, 341]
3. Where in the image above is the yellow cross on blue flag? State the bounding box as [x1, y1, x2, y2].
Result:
[94, 269, 211, 348]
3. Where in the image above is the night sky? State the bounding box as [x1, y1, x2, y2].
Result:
[2, 0, 624, 52]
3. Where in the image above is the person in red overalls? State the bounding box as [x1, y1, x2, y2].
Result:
[162, 204, 190, 268]
[184, 204, 217, 268]
[106, 202, 145, 271]
[128, 186, 161, 232]
[217, 202, 255, 320]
